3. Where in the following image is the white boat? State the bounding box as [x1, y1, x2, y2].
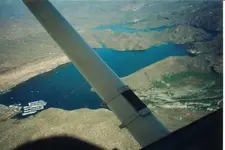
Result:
[28, 100, 47, 106]
[24, 105, 44, 112]
[22, 100, 47, 116]
[22, 111, 37, 116]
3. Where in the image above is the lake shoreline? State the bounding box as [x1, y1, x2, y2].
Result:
[0, 43, 188, 95]
[0, 56, 70, 94]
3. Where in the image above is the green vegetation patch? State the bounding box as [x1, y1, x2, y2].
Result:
[163, 72, 221, 83]
[153, 71, 223, 89]
[151, 71, 223, 105]
[152, 81, 167, 88]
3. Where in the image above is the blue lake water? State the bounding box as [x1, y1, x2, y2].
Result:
[92, 22, 173, 33]
[93, 25, 173, 33]
[0, 43, 188, 113]
[93, 22, 220, 39]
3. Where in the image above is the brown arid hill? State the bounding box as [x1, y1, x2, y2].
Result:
[0, 56, 70, 93]
[0, 104, 21, 122]
[93, 25, 211, 51]
[187, 34, 223, 74]
[0, 0, 221, 90]
[0, 107, 209, 150]
[122, 56, 222, 111]
[0, 56, 219, 150]
[122, 56, 211, 90]
[0, 108, 139, 150]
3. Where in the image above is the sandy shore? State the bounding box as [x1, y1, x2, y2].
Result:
[0, 56, 70, 93]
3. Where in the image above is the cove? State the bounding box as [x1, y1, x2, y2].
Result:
[0, 43, 188, 114]
[93, 25, 173, 33]
[92, 21, 173, 33]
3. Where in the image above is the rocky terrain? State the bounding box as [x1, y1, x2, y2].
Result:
[0, 56, 222, 149]
[126, 0, 222, 32]
[0, 106, 209, 150]
[0, 108, 140, 150]
[123, 56, 222, 111]
[0, 1, 222, 149]
[0, 0, 222, 92]
[0, 55, 70, 93]
[123, 56, 211, 89]
[0, 55, 221, 150]
[187, 33, 223, 73]
[93, 25, 211, 50]
[0, 104, 21, 122]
